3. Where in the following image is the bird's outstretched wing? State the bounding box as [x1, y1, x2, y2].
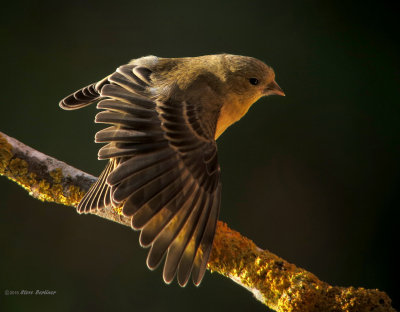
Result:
[60, 64, 221, 286]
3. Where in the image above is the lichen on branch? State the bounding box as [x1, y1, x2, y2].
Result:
[0, 132, 92, 206]
[0, 131, 396, 312]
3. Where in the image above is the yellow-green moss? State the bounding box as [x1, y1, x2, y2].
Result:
[207, 222, 394, 312]
[0, 136, 85, 207]
[113, 206, 124, 215]
[208, 221, 319, 310]
[50, 168, 63, 184]
[27, 168, 86, 207]
[67, 185, 86, 206]
[0, 134, 14, 173]
[9, 158, 29, 177]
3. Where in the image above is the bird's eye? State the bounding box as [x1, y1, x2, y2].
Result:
[249, 78, 259, 85]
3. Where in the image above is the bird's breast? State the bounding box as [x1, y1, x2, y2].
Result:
[215, 97, 253, 139]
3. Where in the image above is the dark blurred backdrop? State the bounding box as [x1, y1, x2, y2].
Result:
[1, 1, 399, 311]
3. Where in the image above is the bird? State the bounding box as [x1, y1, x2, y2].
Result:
[59, 54, 284, 287]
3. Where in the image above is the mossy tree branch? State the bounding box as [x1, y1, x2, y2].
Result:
[0, 131, 396, 312]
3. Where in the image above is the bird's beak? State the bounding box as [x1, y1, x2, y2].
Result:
[263, 80, 285, 97]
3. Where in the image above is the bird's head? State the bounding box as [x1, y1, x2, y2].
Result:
[213, 54, 285, 138]
[223, 54, 285, 102]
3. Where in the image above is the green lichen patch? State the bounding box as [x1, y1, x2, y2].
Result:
[66, 185, 85, 206]
[0, 145, 85, 208]
[50, 168, 63, 184]
[0, 134, 14, 173]
[113, 206, 124, 215]
[29, 168, 85, 207]
[9, 158, 29, 177]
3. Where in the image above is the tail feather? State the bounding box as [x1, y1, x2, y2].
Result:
[77, 160, 114, 213]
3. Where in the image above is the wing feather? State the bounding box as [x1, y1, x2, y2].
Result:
[145, 183, 201, 270]
[191, 185, 221, 285]
[59, 76, 109, 110]
[65, 61, 222, 286]
[162, 189, 207, 284]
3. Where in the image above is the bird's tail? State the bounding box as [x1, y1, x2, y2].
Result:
[77, 160, 114, 213]
[59, 76, 109, 110]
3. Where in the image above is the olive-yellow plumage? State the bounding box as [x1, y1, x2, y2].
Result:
[59, 54, 284, 287]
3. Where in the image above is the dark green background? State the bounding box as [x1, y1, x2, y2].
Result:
[1, 1, 399, 311]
